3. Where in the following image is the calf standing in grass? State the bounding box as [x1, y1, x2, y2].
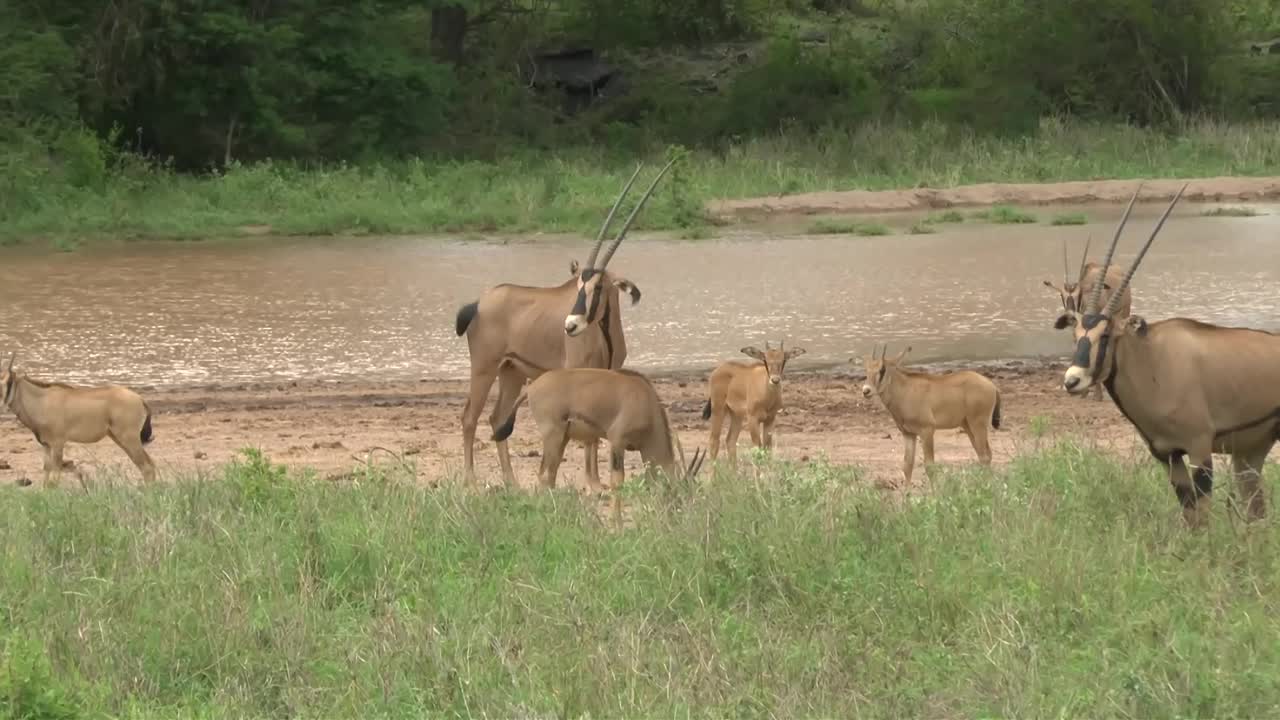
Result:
[1, 355, 156, 486]
[702, 340, 806, 466]
[858, 344, 1000, 484]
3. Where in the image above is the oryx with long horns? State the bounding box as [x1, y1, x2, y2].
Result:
[1057, 182, 1280, 527]
[1044, 235, 1131, 402]
[454, 159, 675, 487]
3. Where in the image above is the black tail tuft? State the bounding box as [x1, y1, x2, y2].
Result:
[991, 392, 1002, 430]
[455, 301, 479, 337]
[701, 399, 712, 421]
[492, 409, 517, 442]
[140, 410, 154, 445]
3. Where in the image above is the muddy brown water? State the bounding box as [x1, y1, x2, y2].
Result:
[0, 202, 1276, 388]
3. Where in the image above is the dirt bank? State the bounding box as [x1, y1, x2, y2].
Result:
[0, 362, 1180, 494]
[707, 176, 1280, 220]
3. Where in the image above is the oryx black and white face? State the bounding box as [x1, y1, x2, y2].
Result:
[565, 267, 610, 337]
[1062, 310, 1115, 395]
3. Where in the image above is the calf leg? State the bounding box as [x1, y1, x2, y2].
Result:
[920, 428, 937, 480]
[537, 426, 570, 490]
[461, 370, 497, 484]
[901, 432, 917, 485]
[582, 441, 603, 495]
[111, 432, 157, 483]
[43, 441, 65, 488]
[1230, 445, 1271, 522]
[967, 420, 993, 465]
[608, 445, 626, 526]
[725, 414, 743, 468]
[708, 405, 725, 460]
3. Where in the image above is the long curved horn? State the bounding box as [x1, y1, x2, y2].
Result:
[596, 156, 677, 270]
[1087, 183, 1143, 313]
[1061, 238, 1069, 286]
[1075, 234, 1092, 288]
[1103, 182, 1187, 317]
[585, 163, 644, 270]
[6, 352, 14, 372]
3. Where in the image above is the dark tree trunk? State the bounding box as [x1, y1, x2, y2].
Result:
[430, 5, 469, 65]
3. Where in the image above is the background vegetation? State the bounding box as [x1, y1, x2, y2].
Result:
[3, 445, 1280, 717]
[2, 0, 1279, 241]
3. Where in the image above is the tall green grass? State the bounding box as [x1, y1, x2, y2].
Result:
[2, 445, 1280, 717]
[4, 117, 1280, 244]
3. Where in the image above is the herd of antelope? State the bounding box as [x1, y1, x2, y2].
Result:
[3, 164, 1276, 529]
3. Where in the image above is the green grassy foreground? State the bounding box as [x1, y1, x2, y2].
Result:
[3, 446, 1280, 718]
[5, 117, 1280, 246]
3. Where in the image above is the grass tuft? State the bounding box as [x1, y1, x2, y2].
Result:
[972, 204, 1038, 224]
[3, 446, 1280, 717]
[908, 222, 937, 234]
[1050, 212, 1089, 225]
[807, 219, 892, 236]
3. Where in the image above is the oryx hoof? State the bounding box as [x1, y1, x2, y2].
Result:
[16, 476, 32, 487]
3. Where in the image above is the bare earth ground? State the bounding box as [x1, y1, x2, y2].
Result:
[0, 363, 1174, 494]
[707, 176, 1280, 220]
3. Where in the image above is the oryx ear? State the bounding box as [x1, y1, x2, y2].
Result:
[613, 278, 642, 306]
[1054, 312, 1075, 330]
[1042, 280, 1062, 292]
[1126, 315, 1149, 337]
[892, 345, 912, 363]
[784, 347, 807, 359]
[740, 346, 764, 361]
[569, 259, 580, 276]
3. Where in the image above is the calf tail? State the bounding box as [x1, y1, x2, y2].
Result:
[455, 301, 479, 337]
[701, 399, 712, 421]
[991, 391, 1002, 431]
[492, 390, 529, 442]
[140, 402, 155, 445]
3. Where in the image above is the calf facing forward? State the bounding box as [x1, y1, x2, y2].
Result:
[701, 340, 805, 466]
[1, 356, 156, 486]
[859, 345, 1000, 484]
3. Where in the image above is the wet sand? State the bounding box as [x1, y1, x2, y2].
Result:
[0, 362, 1174, 493]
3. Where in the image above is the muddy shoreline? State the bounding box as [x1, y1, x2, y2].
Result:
[707, 175, 1280, 220]
[0, 358, 1175, 493]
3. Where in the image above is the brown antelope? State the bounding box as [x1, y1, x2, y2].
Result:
[491, 366, 705, 522]
[1058, 182, 1280, 528]
[858, 345, 1001, 485]
[454, 159, 674, 488]
[1043, 236, 1132, 401]
[1, 354, 156, 486]
[701, 340, 806, 466]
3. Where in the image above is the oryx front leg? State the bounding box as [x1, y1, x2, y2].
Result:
[762, 417, 776, 451]
[1230, 446, 1270, 522]
[748, 418, 763, 449]
[1168, 450, 1214, 529]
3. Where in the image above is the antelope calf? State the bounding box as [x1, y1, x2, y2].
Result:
[492, 366, 704, 522]
[701, 340, 806, 466]
[1, 355, 157, 486]
[858, 344, 1001, 484]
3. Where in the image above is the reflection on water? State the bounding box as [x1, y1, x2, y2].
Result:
[0, 205, 1275, 388]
